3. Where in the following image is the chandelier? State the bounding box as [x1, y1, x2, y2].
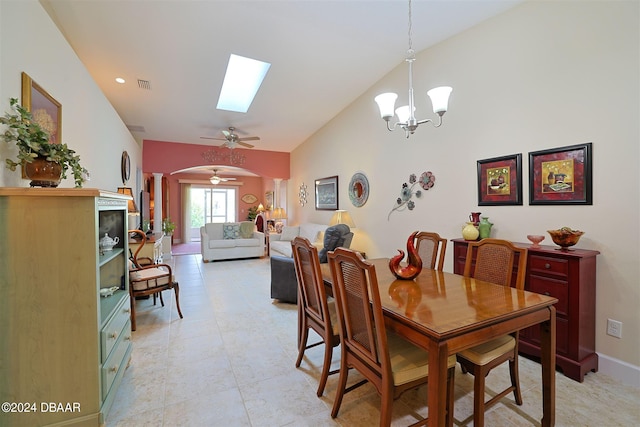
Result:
[374, 0, 452, 138]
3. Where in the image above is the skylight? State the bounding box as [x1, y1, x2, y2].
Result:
[216, 54, 271, 113]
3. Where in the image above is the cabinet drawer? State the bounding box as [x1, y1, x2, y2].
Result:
[102, 320, 132, 398]
[101, 296, 131, 362]
[529, 254, 569, 279]
[528, 275, 568, 316]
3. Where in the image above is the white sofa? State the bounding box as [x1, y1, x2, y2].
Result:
[200, 222, 265, 262]
[269, 223, 327, 258]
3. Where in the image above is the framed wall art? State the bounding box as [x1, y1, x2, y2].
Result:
[529, 143, 592, 205]
[477, 153, 522, 206]
[315, 175, 338, 210]
[21, 72, 61, 145]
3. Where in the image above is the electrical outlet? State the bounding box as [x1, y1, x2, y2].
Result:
[607, 318, 622, 338]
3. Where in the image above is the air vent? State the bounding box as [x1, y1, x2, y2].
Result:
[137, 79, 151, 90]
[126, 124, 146, 133]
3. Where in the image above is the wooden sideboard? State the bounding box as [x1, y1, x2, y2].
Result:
[452, 238, 599, 382]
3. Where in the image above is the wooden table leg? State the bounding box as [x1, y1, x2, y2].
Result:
[540, 306, 556, 426]
[428, 340, 449, 426]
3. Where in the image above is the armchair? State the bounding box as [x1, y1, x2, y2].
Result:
[128, 230, 183, 331]
[270, 224, 353, 303]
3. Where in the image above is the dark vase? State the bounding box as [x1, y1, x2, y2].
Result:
[24, 157, 62, 187]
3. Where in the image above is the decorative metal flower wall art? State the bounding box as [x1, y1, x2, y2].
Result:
[388, 171, 436, 220]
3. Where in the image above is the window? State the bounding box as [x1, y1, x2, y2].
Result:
[191, 186, 237, 226]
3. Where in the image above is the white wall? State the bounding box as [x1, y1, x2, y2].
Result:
[0, 1, 141, 191]
[290, 0, 639, 383]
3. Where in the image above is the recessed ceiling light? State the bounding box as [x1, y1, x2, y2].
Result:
[217, 54, 271, 113]
[115, 77, 125, 84]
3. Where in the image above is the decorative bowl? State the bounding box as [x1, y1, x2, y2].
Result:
[526, 235, 545, 248]
[547, 227, 584, 250]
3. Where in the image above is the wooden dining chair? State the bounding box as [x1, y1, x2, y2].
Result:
[415, 231, 447, 270]
[291, 236, 340, 397]
[128, 229, 183, 331]
[459, 238, 528, 427]
[328, 247, 456, 427]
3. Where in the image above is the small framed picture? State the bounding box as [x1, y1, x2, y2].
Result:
[315, 175, 338, 210]
[477, 153, 523, 206]
[528, 143, 593, 205]
[21, 72, 61, 145]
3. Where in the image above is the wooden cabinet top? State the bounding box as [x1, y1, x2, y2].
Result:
[0, 187, 130, 199]
[451, 238, 600, 258]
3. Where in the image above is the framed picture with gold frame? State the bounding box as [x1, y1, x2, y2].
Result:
[21, 72, 62, 145]
[477, 153, 523, 206]
[528, 143, 593, 205]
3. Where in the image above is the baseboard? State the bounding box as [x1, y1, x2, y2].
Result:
[597, 352, 640, 388]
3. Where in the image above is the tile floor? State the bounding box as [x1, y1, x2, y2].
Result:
[107, 255, 640, 426]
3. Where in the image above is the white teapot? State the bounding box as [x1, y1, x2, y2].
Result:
[99, 233, 119, 251]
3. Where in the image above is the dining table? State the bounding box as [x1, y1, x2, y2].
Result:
[321, 258, 558, 427]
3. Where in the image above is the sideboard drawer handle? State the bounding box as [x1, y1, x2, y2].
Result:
[545, 263, 551, 269]
[109, 332, 118, 340]
[109, 366, 118, 373]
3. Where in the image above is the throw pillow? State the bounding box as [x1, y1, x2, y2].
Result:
[239, 221, 254, 238]
[318, 224, 351, 263]
[280, 226, 300, 242]
[223, 224, 240, 239]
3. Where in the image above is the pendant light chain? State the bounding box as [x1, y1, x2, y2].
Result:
[407, 0, 413, 56]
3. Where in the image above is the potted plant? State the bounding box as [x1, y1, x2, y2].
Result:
[0, 97, 88, 187]
[162, 217, 176, 236]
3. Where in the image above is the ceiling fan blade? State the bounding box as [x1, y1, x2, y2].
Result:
[222, 130, 231, 138]
[238, 136, 260, 142]
[237, 141, 254, 148]
[200, 136, 227, 141]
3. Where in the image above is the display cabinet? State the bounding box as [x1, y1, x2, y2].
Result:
[0, 188, 132, 426]
[452, 238, 599, 382]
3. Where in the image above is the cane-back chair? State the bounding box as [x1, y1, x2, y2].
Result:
[128, 229, 183, 331]
[291, 236, 340, 397]
[459, 238, 528, 427]
[328, 247, 456, 427]
[415, 231, 447, 271]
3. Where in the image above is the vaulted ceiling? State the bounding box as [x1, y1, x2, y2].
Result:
[41, 0, 523, 153]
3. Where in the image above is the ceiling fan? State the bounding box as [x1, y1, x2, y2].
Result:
[200, 126, 260, 149]
[209, 168, 236, 185]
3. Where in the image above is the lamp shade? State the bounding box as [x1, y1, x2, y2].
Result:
[329, 210, 356, 228]
[427, 86, 453, 114]
[374, 92, 398, 119]
[272, 207, 287, 220]
[116, 187, 139, 215]
[395, 105, 415, 124]
[210, 176, 221, 185]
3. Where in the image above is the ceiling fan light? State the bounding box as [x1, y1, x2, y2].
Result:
[210, 176, 221, 185]
[374, 93, 398, 120]
[427, 86, 453, 114]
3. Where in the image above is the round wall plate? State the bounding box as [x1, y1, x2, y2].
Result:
[349, 172, 369, 207]
[121, 151, 130, 184]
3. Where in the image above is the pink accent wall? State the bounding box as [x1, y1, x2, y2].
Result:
[142, 140, 290, 178]
[142, 140, 290, 242]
